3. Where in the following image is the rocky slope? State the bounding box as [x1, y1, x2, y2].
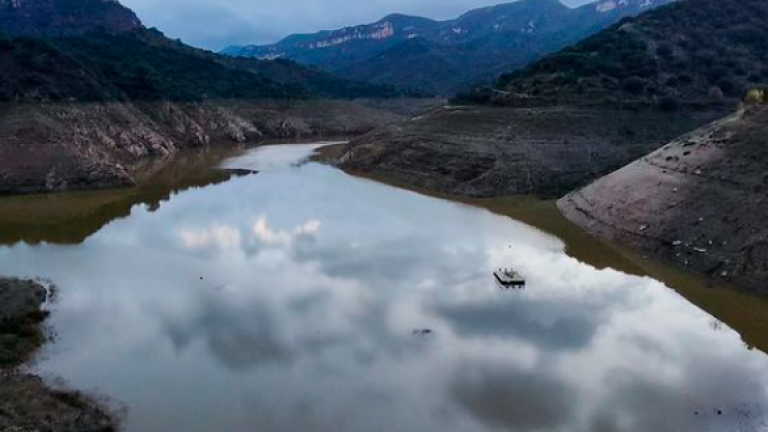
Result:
[559, 102, 768, 295]
[339, 105, 722, 197]
[0, 277, 116, 431]
[225, 0, 674, 95]
[0, 99, 420, 195]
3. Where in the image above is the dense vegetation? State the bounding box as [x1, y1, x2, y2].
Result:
[0, 29, 415, 102]
[460, 0, 768, 108]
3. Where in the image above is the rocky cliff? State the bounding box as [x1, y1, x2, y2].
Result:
[559, 103, 768, 295]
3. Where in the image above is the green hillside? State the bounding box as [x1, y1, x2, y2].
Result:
[465, 0, 768, 109]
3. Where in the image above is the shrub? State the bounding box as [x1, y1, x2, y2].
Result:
[745, 88, 766, 105]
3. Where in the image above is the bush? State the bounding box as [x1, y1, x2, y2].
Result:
[745, 88, 766, 105]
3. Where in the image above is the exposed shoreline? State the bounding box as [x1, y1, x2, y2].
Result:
[558, 105, 768, 297]
[0, 277, 117, 431]
[0, 98, 437, 196]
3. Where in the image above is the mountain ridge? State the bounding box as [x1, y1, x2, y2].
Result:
[0, 0, 433, 196]
[224, 0, 675, 95]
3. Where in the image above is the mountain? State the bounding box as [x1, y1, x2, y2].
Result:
[224, 0, 675, 95]
[0, 0, 142, 37]
[0, 29, 416, 103]
[560, 100, 768, 295]
[0, 0, 420, 102]
[221, 13, 441, 66]
[336, 0, 768, 198]
[482, 0, 768, 108]
[0, 0, 434, 196]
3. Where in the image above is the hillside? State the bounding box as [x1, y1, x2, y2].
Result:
[0, 0, 141, 37]
[481, 0, 768, 107]
[225, 0, 674, 95]
[338, 105, 720, 197]
[0, 28, 416, 103]
[0, 0, 416, 102]
[0, 0, 435, 195]
[560, 100, 768, 295]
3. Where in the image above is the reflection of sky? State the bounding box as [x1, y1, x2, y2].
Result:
[1, 144, 768, 432]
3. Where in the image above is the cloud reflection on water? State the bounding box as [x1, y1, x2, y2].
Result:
[0, 145, 767, 432]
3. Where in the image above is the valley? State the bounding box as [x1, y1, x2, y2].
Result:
[1, 0, 768, 430]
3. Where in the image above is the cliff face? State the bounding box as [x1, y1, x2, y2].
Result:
[559, 105, 768, 295]
[0, 99, 411, 195]
[0, 0, 142, 37]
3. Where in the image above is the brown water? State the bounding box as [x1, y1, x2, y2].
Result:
[1, 143, 768, 432]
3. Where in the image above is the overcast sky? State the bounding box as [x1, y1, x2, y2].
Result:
[121, 0, 593, 51]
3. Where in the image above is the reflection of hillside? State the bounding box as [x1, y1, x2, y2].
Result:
[0, 149, 247, 246]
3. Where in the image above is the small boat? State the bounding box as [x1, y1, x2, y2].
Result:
[494, 268, 526, 289]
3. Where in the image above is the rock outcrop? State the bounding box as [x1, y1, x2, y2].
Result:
[559, 105, 768, 295]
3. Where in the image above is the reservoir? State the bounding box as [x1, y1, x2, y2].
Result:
[1, 143, 767, 432]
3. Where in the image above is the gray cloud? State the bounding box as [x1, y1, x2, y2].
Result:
[450, 361, 577, 431]
[121, 0, 595, 50]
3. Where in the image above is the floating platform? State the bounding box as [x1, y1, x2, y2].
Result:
[494, 268, 526, 289]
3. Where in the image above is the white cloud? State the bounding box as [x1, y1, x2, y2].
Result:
[253, 217, 321, 246]
[180, 225, 242, 251]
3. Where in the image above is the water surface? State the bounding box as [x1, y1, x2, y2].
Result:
[1, 144, 768, 432]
